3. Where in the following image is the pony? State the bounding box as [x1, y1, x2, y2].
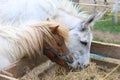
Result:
[0, 21, 73, 70]
[0, 0, 97, 68]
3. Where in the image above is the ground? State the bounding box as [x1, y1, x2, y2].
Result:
[92, 15, 120, 44]
[93, 30, 120, 44]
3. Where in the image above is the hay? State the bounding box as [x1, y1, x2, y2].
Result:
[41, 62, 120, 80]
[20, 61, 120, 80]
[20, 61, 55, 80]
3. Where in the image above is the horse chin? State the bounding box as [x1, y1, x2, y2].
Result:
[69, 51, 90, 69]
[70, 60, 79, 69]
[77, 57, 90, 69]
[70, 59, 89, 69]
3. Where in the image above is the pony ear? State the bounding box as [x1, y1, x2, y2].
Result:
[50, 25, 59, 34]
[83, 14, 96, 28]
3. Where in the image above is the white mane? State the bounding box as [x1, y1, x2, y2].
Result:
[48, 0, 88, 18]
[0, 0, 88, 26]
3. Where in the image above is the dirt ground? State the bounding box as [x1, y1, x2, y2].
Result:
[93, 30, 120, 42]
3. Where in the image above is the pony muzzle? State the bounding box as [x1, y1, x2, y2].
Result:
[43, 47, 73, 67]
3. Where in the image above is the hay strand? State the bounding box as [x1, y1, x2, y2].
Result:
[103, 64, 120, 80]
[1, 70, 13, 77]
[0, 73, 18, 80]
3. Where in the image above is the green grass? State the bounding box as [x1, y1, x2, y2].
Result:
[94, 13, 120, 33]
[94, 19, 120, 33]
[93, 13, 120, 44]
[93, 37, 120, 44]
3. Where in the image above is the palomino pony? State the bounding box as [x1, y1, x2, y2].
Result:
[0, 21, 73, 70]
[0, 0, 97, 68]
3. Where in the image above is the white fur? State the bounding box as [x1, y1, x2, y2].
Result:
[0, 56, 11, 70]
[0, 0, 94, 68]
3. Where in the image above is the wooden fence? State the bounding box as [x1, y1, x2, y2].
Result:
[72, 0, 120, 24]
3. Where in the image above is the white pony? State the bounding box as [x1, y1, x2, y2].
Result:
[0, 0, 96, 68]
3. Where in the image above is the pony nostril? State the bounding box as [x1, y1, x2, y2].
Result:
[69, 57, 73, 63]
[82, 64, 89, 68]
[80, 41, 87, 46]
[66, 57, 73, 64]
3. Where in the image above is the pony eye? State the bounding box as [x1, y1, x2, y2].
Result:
[80, 41, 87, 46]
[81, 28, 86, 32]
[57, 42, 63, 46]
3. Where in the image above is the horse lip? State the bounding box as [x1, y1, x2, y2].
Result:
[65, 57, 73, 64]
[63, 57, 73, 67]
[68, 57, 73, 63]
[65, 62, 74, 70]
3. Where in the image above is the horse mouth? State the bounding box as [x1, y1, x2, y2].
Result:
[61, 57, 73, 68]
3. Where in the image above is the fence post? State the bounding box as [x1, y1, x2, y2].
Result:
[93, 0, 97, 13]
[113, 0, 119, 24]
[104, 0, 107, 5]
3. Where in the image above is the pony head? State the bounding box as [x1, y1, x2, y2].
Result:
[0, 21, 74, 69]
[39, 22, 73, 67]
[67, 15, 96, 68]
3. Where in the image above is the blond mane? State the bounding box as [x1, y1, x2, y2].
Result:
[0, 21, 69, 62]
